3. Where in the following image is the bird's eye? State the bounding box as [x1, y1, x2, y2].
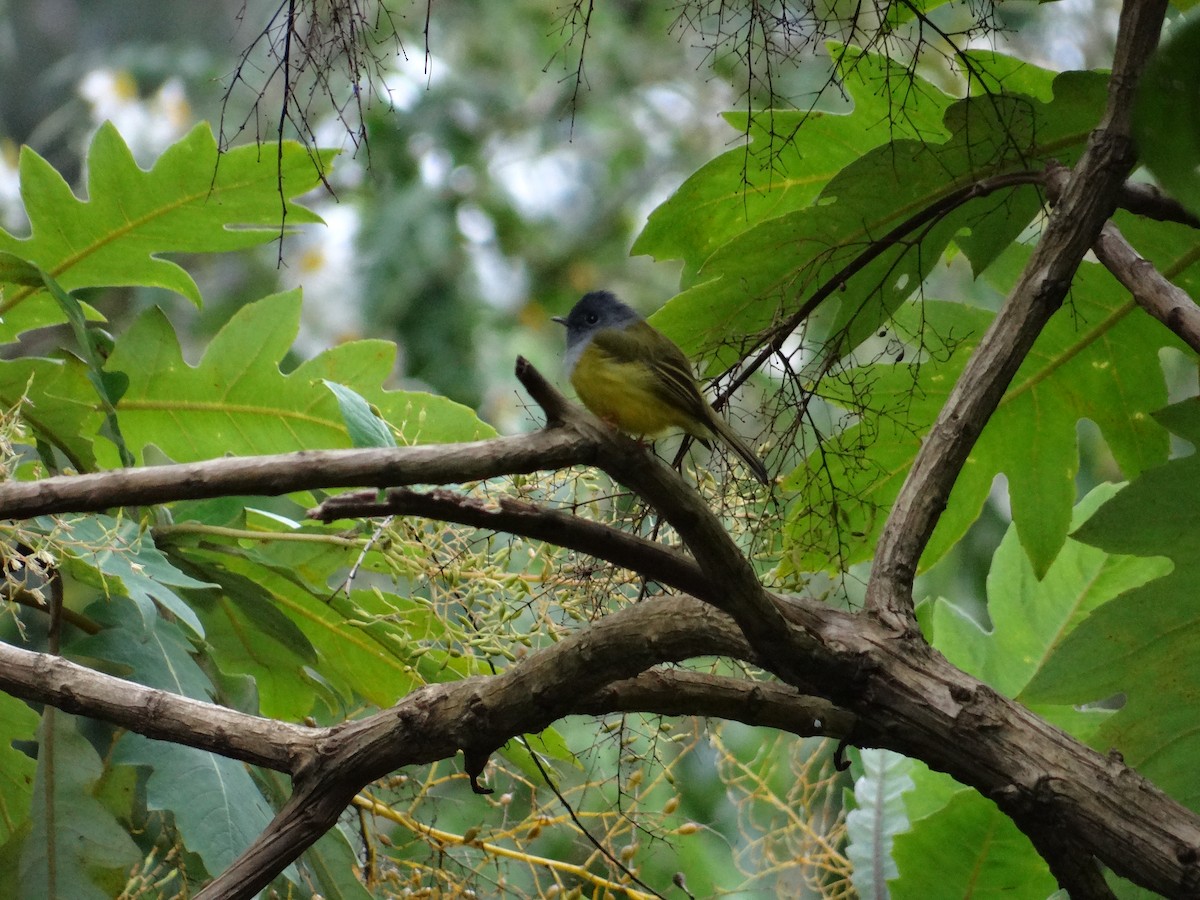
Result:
[585, 313, 599, 324]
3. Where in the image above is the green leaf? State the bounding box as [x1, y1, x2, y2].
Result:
[0, 820, 29, 899]
[38, 268, 133, 466]
[72, 600, 279, 880]
[174, 546, 432, 709]
[788, 247, 1178, 577]
[891, 789, 1056, 899]
[101, 291, 492, 466]
[174, 559, 321, 721]
[323, 380, 397, 448]
[0, 252, 42, 286]
[0, 123, 331, 341]
[846, 749, 913, 897]
[0, 355, 102, 471]
[18, 712, 140, 900]
[1133, 8, 1200, 217]
[647, 69, 1106, 371]
[0, 694, 38, 843]
[634, 46, 959, 280]
[47, 514, 214, 637]
[930, 483, 1170, 698]
[1023, 399, 1200, 811]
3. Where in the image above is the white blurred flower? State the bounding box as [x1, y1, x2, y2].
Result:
[488, 136, 589, 221]
[378, 48, 451, 112]
[0, 141, 28, 234]
[281, 202, 363, 354]
[78, 68, 193, 164]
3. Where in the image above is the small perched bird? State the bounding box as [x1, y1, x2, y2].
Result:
[553, 290, 769, 485]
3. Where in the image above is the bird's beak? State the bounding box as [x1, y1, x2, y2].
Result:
[551, 316, 566, 326]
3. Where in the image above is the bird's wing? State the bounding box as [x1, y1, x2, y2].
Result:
[590, 322, 713, 426]
[590, 321, 770, 483]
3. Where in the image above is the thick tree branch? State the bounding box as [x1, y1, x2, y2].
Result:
[864, 0, 1170, 630]
[1112, 176, 1200, 229]
[0, 639, 314, 770]
[1024, 821, 1118, 900]
[0, 427, 591, 520]
[193, 576, 1200, 899]
[577, 669, 854, 738]
[0, 596, 851, 806]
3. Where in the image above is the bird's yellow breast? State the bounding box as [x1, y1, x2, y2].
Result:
[570, 342, 706, 438]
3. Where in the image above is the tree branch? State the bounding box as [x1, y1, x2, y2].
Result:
[0, 639, 313, 770]
[194, 595, 755, 900]
[577, 669, 854, 738]
[1045, 160, 1200, 355]
[864, 0, 1171, 630]
[0, 429, 590, 520]
[1093, 219, 1200, 353]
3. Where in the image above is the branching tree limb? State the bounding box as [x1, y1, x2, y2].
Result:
[1093, 219, 1200, 353]
[312, 487, 713, 599]
[1045, 160, 1200, 355]
[6, 4, 1200, 897]
[864, 0, 1170, 632]
[4, 351, 1200, 897]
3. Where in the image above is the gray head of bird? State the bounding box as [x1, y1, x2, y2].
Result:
[552, 290, 643, 353]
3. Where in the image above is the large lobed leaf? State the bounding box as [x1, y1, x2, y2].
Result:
[95, 289, 493, 466]
[891, 785, 1057, 900]
[639, 56, 1104, 371]
[930, 484, 1169, 701]
[787, 244, 1181, 577]
[1024, 399, 1200, 813]
[71, 599, 282, 886]
[0, 123, 330, 342]
[634, 46, 959, 282]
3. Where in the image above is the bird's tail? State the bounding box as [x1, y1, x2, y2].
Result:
[707, 412, 770, 485]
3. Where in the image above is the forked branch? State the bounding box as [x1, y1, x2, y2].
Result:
[864, 0, 1172, 630]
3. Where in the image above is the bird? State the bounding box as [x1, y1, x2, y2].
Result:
[553, 290, 769, 485]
